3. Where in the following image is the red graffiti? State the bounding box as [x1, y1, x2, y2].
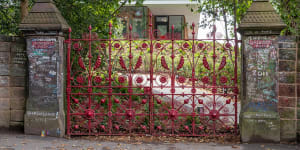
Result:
[32, 41, 55, 49]
[249, 40, 272, 48]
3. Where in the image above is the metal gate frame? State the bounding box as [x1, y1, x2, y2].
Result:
[66, 13, 239, 136]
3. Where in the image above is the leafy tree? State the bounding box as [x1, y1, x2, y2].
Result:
[1, 0, 26, 35]
[271, 0, 300, 35]
[192, 0, 299, 36]
[54, 0, 143, 38]
[0, 0, 144, 37]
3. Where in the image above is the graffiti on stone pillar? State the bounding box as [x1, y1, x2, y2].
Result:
[244, 36, 278, 112]
[27, 38, 59, 111]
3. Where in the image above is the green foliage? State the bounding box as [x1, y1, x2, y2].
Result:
[53, 0, 144, 38]
[0, 0, 144, 37]
[192, 0, 251, 32]
[0, 0, 34, 35]
[271, 0, 300, 35]
[1, 0, 298, 36]
[193, 0, 299, 35]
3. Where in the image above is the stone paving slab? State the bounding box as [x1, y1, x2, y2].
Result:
[0, 131, 298, 150]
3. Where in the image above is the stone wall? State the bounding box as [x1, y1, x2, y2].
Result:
[277, 36, 298, 141]
[297, 37, 300, 141]
[0, 35, 27, 130]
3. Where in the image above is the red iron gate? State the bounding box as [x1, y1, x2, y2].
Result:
[66, 15, 239, 136]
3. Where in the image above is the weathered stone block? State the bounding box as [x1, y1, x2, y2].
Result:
[279, 84, 295, 97]
[279, 61, 295, 72]
[298, 47, 300, 59]
[278, 43, 296, 48]
[10, 42, 25, 53]
[0, 35, 12, 42]
[10, 98, 25, 110]
[279, 49, 296, 60]
[279, 73, 295, 84]
[241, 112, 280, 143]
[297, 85, 300, 97]
[10, 64, 26, 77]
[10, 110, 25, 121]
[0, 87, 10, 98]
[24, 111, 65, 137]
[279, 97, 295, 107]
[278, 108, 295, 119]
[0, 76, 10, 87]
[0, 110, 10, 128]
[280, 120, 297, 142]
[0, 42, 10, 52]
[10, 43, 27, 65]
[10, 87, 26, 98]
[297, 73, 300, 83]
[0, 52, 10, 64]
[297, 61, 300, 72]
[0, 64, 9, 76]
[297, 120, 300, 132]
[9, 121, 24, 130]
[0, 98, 10, 110]
[10, 76, 26, 87]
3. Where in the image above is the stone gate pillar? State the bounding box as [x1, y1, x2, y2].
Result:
[19, 0, 69, 137]
[238, 0, 286, 142]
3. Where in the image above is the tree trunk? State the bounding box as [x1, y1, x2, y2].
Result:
[20, 0, 29, 21]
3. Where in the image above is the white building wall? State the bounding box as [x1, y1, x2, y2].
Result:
[144, 4, 200, 39]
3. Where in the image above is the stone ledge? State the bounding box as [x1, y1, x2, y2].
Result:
[242, 111, 279, 119]
[241, 112, 280, 143]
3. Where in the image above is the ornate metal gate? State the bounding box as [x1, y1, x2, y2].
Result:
[66, 14, 239, 136]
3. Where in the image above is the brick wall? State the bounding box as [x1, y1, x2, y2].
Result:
[0, 35, 27, 130]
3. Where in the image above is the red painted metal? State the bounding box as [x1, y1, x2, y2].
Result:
[66, 14, 239, 136]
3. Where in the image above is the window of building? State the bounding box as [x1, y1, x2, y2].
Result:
[155, 15, 185, 39]
[116, 7, 148, 39]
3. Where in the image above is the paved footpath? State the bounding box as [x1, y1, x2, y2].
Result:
[0, 131, 298, 150]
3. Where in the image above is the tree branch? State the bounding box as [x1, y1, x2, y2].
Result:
[111, 0, 128, 18]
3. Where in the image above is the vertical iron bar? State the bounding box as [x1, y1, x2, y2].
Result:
[233, 0, 238, 135]
[171, 25, 175, 135]
[108, 23, 113, 134]
[149, 13, 154, 135]
[88, 25, 92, 135]
[129, 24, 133, 134]
[66, 28, 72, 135]
[212, 0, 217, 136]
[191, 23, 196, 135]
[213, 26, 216, 135]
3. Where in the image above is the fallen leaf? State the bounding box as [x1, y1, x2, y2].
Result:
[87, 147, 94, 150]
[102, 146, 111, 150]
